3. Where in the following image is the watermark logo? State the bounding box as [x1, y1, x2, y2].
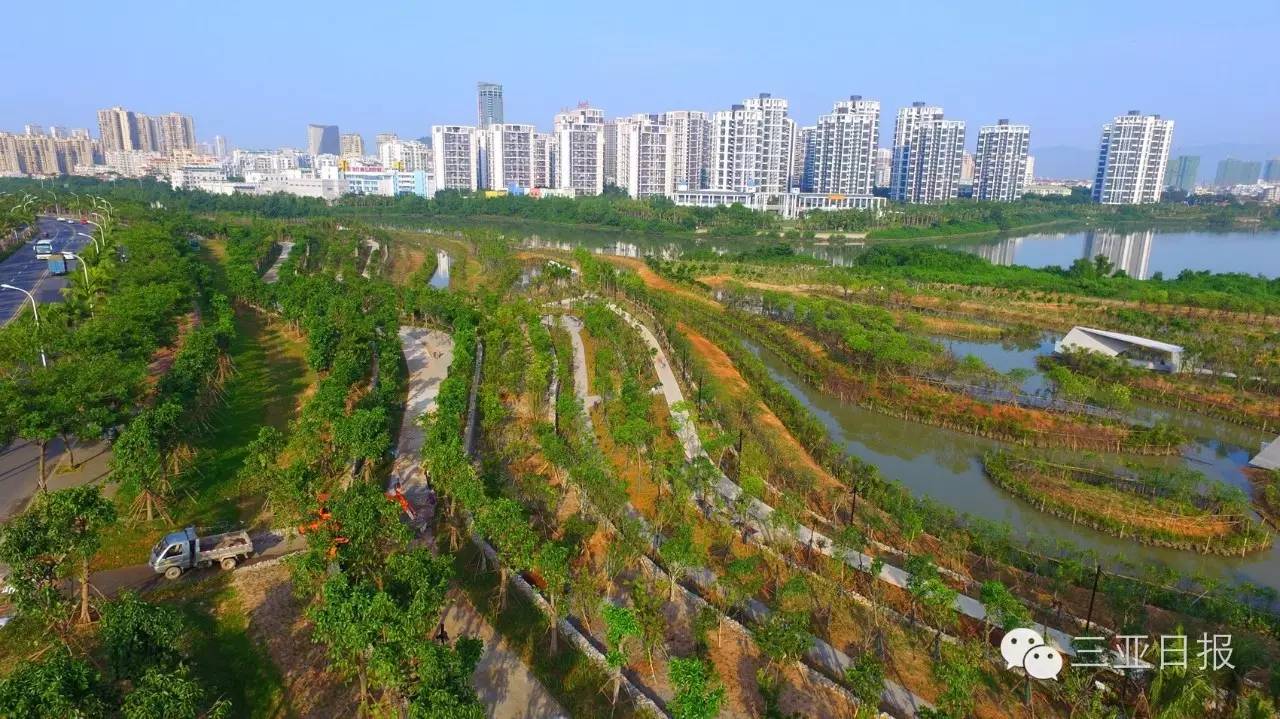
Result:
[1000, 627, 1064, 680]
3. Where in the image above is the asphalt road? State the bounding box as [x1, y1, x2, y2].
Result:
[0, 215, 92, 324]
[0, 217, 99, 524]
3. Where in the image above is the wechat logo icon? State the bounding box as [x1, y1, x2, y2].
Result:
[1000, 627, 1064, 680]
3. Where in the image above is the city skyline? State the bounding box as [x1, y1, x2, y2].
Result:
[2, 1, 1276, 169]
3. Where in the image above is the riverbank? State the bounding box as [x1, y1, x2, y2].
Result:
[983, 452, 1272, 556]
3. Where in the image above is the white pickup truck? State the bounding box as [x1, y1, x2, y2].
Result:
[150, 527, 255, 579]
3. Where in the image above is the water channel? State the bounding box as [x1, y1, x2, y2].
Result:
[429, 249, 451, 289]
[742, 333, 1279, 587]
[470, 218, 1280, 586]
[431, 217, 1280, 280]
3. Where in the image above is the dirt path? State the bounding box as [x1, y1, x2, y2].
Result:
[678, 322, 836, 492]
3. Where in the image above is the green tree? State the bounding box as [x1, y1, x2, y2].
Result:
[669, 657, 725, 719]
[659, 525, 703, 602]
[121, 666, 230, 719]
[0, 649, 109, 719]
[843, 654, 885, 719]
[99, 592, 184, 680]
[0, 485, 116, 627]
[600, 602, 642, 707]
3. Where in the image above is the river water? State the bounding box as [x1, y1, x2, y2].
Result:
[477, 219, 1280, 585]
[429, 250, 450, 288]
[742, 334, 1279, 587]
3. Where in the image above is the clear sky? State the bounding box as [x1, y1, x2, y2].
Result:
[2, 0, 1277, 158]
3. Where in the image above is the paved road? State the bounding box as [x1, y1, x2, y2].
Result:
[0, 216, 92, 324]
[393, 325, 566, 719]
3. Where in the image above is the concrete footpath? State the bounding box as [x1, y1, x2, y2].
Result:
[0, 438, 113, 522]
[394, 326, 566, 719]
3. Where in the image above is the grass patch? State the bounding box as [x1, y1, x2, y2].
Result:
[150, 574, 286, 718]
[451, 539, 637, 719]
[95, 248, 314, 571]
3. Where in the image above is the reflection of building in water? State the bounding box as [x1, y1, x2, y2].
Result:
[966, 237, 1022, 266]
[1083, 230, 1153, 279]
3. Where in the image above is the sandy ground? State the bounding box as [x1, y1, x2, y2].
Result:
[233, 562, 358, 719]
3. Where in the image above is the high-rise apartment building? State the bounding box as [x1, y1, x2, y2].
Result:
[790, 125, 814, 191]
[973, 119, 1031, 202]
[1264, 158, 1280, 183]
[889, 102, 965, 203]
[431, 125, 479, 191]
[483, 123, 536, 190]
[213, 135, 228, 160]
[98, 107, 143, 152]
[477, 82, 504, 128]
[1091, 111, 1173, 205]
[1214, 158, 1261, 187]
[340, 133, 365, 159]
[810, 96, 880, 196]
[0, 131, 97, 175]
[614, 114, 674, 199]
[307, 124, 341, 156]
[23, 124, 43, 136]
[710, 93, 794, 194]
[874, 148, 892, 188]
[1165, 155, 1199, 192]
[532, 132, 557, 188]
[553, 104, 605, 195]
[602, 120, 618, 188]
[660, 111, 710, 191]
[155, 112, 196, 154]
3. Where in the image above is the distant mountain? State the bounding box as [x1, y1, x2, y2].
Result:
[1030, 146, 1096, 181]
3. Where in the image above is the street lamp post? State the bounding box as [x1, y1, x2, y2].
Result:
[75, 231, 100, 253]
[62, 252, 91, 287]
[0, 284, 47, 367]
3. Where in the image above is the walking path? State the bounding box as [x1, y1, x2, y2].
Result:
[262, 241, 294, 284]
[393, 325, 566, 719]
[602, 301, 1151, 671]
[554, 310, 921, 717]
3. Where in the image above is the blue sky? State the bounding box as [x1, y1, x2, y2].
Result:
[3, 0, 1277, 162]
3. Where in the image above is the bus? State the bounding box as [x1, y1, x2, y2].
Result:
[34, 239, 54, 259]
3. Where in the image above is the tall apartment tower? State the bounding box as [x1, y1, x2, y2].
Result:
[1091, 111, 1174, 205]
[340, 133, 365, 159]
[431, 125, 479, 191]
[155, 112, 196, 154]
[307, 124, 341, 156]
[484, 123, 536, 190]
[213, 135, 228, 160]
[532, 132, 557, 188]
[601, 120, 619, 187]
[790, 125, 814, 191]
[614, 114, 674, 199]
[97, 107, 143, 152]
[710, 93, 794, 194]
[1165, 155, 1200, 192]
[889, 102, 966, 204]
[810, 96, 880, 196]
[874, 148, 893, 188]
[660, 111, 710, 190]
[973, 119, 1031, 202]
[553, 104, 605, 195]
[477, 82, 504, 128]
[1214, 158, 1262, 187]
